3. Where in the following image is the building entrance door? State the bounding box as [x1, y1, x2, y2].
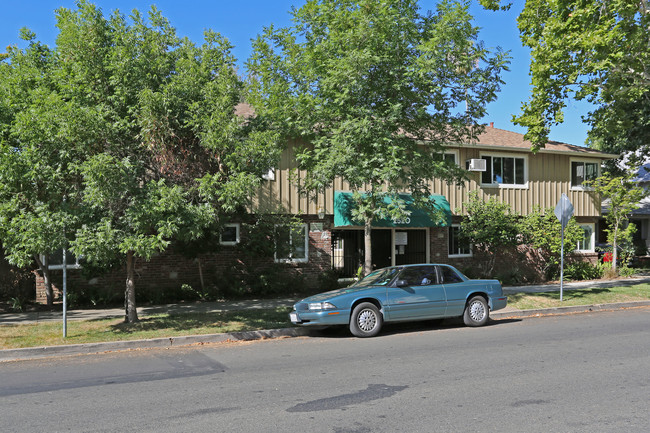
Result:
[371, 230, 392, 270]
[331, 228, 429, 277]
[395, 229, 427, 265]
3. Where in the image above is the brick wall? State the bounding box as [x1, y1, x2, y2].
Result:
[35, 215, 333, 304]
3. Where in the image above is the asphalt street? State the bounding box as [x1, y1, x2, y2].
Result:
[1, 308, 648, 432]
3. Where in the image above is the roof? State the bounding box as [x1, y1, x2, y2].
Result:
[235, 102, 256, 118]
[631, 163, 650, 216]
[603, 196, 650, 216]
[234, 102, 617, 159]
[470, 125, 617, 159]
[633, 163, 650, 183]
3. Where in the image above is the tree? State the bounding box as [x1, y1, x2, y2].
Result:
[459, 191, 521, 275]
[0, 1, 280, 322]
[511, 0, 650, 156]
[247, 0, 509, 275]
[586, 172, 647, 271]
[0, 30, 75, 307]
[519, 206, 584, 279]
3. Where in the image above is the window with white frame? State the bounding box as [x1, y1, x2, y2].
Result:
[571, 161, 599, 188]
[42, 249, 82, 270]
[577, 223, 595, 252]
[444, 151, 458, 165]
[481, 154, 527, 187]
[448, 225, 472, 257]
[275, 223, 309, 263]
[220, 223, 240, 246]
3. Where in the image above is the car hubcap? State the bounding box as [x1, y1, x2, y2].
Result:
[469, 300, 486, 322]
[357, 309, 377, 332]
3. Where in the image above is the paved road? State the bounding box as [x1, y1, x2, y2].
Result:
[1, 309, 648, 432]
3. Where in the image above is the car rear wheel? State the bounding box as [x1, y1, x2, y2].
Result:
[349, 302, 383, 337]
[463, 296, 489, 327]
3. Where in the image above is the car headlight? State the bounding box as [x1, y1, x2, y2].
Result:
[308, 302, 337, 311]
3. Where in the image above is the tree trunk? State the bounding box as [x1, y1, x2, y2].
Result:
[124, 250, 139, 323]
[612, 223, 618, 272]
[34, 254, 54, 308]
[363, 218, 373, 276]
[197, 258, 205, 293]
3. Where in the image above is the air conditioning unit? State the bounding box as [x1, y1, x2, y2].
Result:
[467, 158, 487, 172]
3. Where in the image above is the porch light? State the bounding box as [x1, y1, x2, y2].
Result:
[317, 206, 325, 220]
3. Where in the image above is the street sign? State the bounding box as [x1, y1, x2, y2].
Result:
[554, 194, 574, 302]
[554, 193, 574, 229]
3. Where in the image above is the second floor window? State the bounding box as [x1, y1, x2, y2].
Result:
[481, 155, 526, 186]
[444, 152, 457, 164]
[571, 161, 598, 188]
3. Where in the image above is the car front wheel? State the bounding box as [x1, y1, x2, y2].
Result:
[349, 302, 383, 337]
[463, 296, 489, 327]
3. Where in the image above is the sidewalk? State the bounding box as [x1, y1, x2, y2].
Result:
[0, 297, 300, 325]
[1, 276, 649, 362]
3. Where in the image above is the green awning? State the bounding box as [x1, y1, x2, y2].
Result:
[334, 192, 451, 228]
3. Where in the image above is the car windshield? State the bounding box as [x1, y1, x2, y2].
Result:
[354, 267, 399, 287]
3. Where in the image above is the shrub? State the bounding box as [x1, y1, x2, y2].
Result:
[65, 284, 122, 308]
[602, 263, 618, 279]
[618, 266, 636, 277]
[495, 267, 526, 286]
[0, 260, 34, 303]
[563, 261, 604, 281]
[318, 269, 342, 292]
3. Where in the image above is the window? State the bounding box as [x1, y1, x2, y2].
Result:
[571, 161, 599, 188]
[220, 223, 240, 246]
[577, 223, 595, 252]
[444, 151, 458, 165]
[397, 266, 438, 286]
[275, 223, 308, 262]
[439, 265, 464, 284]
[448, 225, 472, 257]
[481, 155, 526, 187]
[355, 267, 399, 287]
[42, 249, 82, 270]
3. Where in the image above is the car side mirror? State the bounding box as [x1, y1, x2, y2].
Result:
[396, 279, 409, 288]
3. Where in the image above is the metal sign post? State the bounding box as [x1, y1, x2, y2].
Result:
[554, 194, 574, 302]
[62, 246, 67, 338]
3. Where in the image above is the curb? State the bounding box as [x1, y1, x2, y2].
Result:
[491, 300, 650, 320]
[2, 301, 649, 362]
[0, 327, 310, 363]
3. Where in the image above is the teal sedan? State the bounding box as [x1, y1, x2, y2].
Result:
[289, 264, 507, 337]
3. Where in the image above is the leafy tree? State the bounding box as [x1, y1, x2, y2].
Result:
[0, 1, 280, 322]
[510, 0, 650, 156]
[459, 191, 521, 275]
[247, 0, 509, 274]
[586, 172, 647, 271]
[0, 31, 76, 307]
[519, 206, 584, 279]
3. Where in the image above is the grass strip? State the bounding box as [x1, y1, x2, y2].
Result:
[0, 307, 292, 350]
[506, 284, 650, 310]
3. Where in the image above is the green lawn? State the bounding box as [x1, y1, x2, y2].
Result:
[1, 283, 649, 350]
[0, 307, 292, 350]
[506, 284, 650, 310]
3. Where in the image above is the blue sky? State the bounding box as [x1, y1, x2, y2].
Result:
[1, 0, 592, 147]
